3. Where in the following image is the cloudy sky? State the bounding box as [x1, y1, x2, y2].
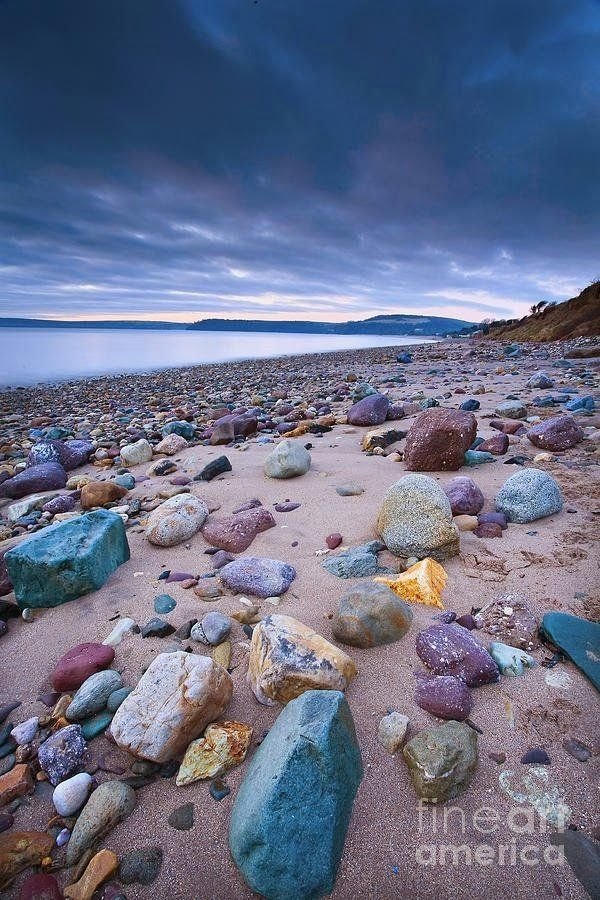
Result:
[1, 0, 599, 323]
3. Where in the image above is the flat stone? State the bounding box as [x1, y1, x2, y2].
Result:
[219, 556, 296, 598]
[66, 781, 136, 865]
[0, 764, 32, 807]
[64, 849, 119, 900]
[322, 540, 389, 578]
[331, 581, 413, 648]
[201, 507, 275, 553]
[403, 720, 478, 802]
[541, 612, 600, 690]
[145, 494, 208, 547]
[168, 802, 195, 830]
[176, 721, 253, 785]
[119, 846, 163, 885]
[495, 399, 527, 419]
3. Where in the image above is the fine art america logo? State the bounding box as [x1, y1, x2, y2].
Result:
[415, 801, 566, 868]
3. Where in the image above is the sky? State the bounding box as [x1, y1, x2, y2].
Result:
[1, 0, 599, 324]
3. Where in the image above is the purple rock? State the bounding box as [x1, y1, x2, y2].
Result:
[202, 507, 276, 553]
[219, 556, 296, 598]
[0, 463, 67, 500]
[415, 673, 473, 720]
[232, 499, 262, 514]
[521, 748, 550, 765]
[386, 403, 406, 421]
[477, 511, 508, 529]
[27, 439, 93, 471]
[416, 622, 500, 687]
[444, 476, 485, 516]
[527, 415, 584, 452]
[211, 550, 234, 569]
[434, 611, 456, 623]
[37, 724, 87, 785]
[474, 522, 503, 538]
[170, 476, 191, 486]
[274, 502, 301, 512]
[0, 813, 14, 833]
[165, 571, 195, 583]
[42, 494, 76, 515]
[276, 422, 298, 434]
[347, 394, 390, 426]
[0, 549, 13, 597]
[455, 614, 477, 630]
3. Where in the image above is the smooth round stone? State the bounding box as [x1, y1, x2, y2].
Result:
[154, 594, 176, 614]
[81, 710, 114, 740]
[53, 772, 93, 816]
[0, 754, 15, 776]
[335, 483, 364, 496]
[115, 474, 136, 489]
[191, 611, 231, 646]
[66, 670, 123, 722]
[106, 687, 132, 712]
[52, 643, 116, 691]
[119, 846, 163, 885]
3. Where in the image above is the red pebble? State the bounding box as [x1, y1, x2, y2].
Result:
[19, 873, 62, 900]
[51, 642, 115, 691]
[326, 533, 343, 550]
[474, 522, 503, 538]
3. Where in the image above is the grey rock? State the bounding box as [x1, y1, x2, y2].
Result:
[495, 468, 563, 523]
[66, 670, 123, 721]
[66, 780, 136, 865]
[264, 439, 311, 479]
[322, 541, 390, 579]
[376, 474, 460, 560]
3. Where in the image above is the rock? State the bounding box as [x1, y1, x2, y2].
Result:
[326, 533, 343, 550]
[376, 474, 459, 561]
[7, 492, 62, 523]
[80, 482, 128, 510]
[154, 593, 176, 614]
[377, 712, 409, 753]
[248, 614, 357, 705]
[176, 721, 253, 785]
[212, 640, 231, 669]
[52, 644, 116, 692]
[38, 725, 87, 785]
[521, 748, 550, 765]
[527, 415, 584, 451]
[119, 847, 163, 885]
[106, 688, 131, 712]
[489, 642, 536, 676]
[416, 622, 500, 686]
[145, 494, 208, 547]
[201, 507, 275, 553]
[464, 449, 495, 466]
[219, 556, 296, 598]
[527, 371, 554, 389]
[562, 738, 592, 762]
[331, 581, 413, 648]
[541, 612, 600, 690]
[155, 433, 188, 455]
[414, 674, 473, 720]
[140, 617, 175, 638]
[168, 802, 194, 830]
[403, 408, 477, 471]
[209, 420, 235, 444]
[81, 711, 113, 740]
[190, 611, 231, 646]
[10, 717, 38, 745]
[193, 581, 222, 600]
[550, 829, 600, 900]
[322, 540, 388, 578]
[477, 511, 508, 530]
[454, 514, 478, 532]
[0, 463, 67, 500]
[490, 418, 525, 435]
[115, 473, 135, 490]
[163, 420, 195, 439]
[18, 872, 62, 900]
[0, 831, 54, 891]
[495, 468, 563, 523]
[53, 773, 93, 816]
[375, 557, 448, 609]
[264, 439, 311, 479]
[0, 764, 32, 807]
[495, 399, 527, 419]
[119, 439, 153, 466]
[110, 651, 232, 762]
[102, 618, 135, 648]
[474, 521, 503, 538]
[361, 425, 406, 452]
[66, 671, 123, 721]
[229, 690, 362, 900]
[43, 494, 77, 515]
[66, 781, 136, 865]
[196, 456, 232, 481]
[64, 849, 119, 900]
[347, 393, 390, 426]
[5, 510, 130, 609]
[335, 482, 364, 496]
[477, 433, 509, 455]
[0, 551, 13, 597]
[443, 476, 484, 515]
[403, 720, 478, 802]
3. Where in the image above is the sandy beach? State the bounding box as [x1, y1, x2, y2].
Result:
[0, 338, 599, 900]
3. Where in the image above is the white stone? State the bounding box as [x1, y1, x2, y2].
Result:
[10, 716, 39, 745]
[110, 651, 233, 762]
[145, 493, 208, 547]
[7, 492, 61, 523]
[155, 433, 188, 455]
[102, 617, 136, 647]
[53, 773, 93, 817]
[264, 439, 311, 479]
[120, 438, 153, 467]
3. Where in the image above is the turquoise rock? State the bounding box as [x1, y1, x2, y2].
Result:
[115, 474, 136, 490]
[107, 687, 132, 712]
[154, 593, 176, 614]
[541, 613, 600, 691]
[81, 710, 113, 740]
[5, 509, 130, 609]
[464, 450, 495, 466]
[322, 540, 391, 578]
[489, 641, 536, 676]
[229, 690, 362, 900]
[162, 421, 195, 439]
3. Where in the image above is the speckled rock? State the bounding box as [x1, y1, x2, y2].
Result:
[66, 781, 136, 865]
[322, 540, 389, 578]
[495, 399, 527, 419]
[376, 474, 459, 561]
[176, 721, 253, 785]
[403, 408, 477, 471]
[495, 468, 563, 523]
[377, 711, 409, 753]
[146, 494, 208, 547]
[403, 720, 478, 802]
[443, 476, 484, 516]
[66, 670, 123, 721]
[201, 507, 275, 552]
[119, 439, 153, 466]
[119, 847, 163, 885]
[331, 581, 413, 648]
[219, 556, 296, 598]
[414, 674, 473, 720]
[155, 433, 188, 455]
[526, 415, 584, 451]
[38, 725, 87, 785]
[264, 440, 311, 478]
[0, 463, 67, 500]
[416, 622, 500, 687]
[347, 393, 390, 426]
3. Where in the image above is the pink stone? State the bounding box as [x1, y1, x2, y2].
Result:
[404, 408, 477, 471]
[19, 873, 62, 900]
[326, 533, 343, 550]
[201, 507, 275, 553]
[51, 643, 115, 692]
[474, 522, 503, 538]
[415, 673, 473, 720]
[477, 433, 509, 455]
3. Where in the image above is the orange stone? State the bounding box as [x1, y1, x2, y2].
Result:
[64, 849, 119, 900]
[0, 764, 32, 808]
[375, 557, 448, 609]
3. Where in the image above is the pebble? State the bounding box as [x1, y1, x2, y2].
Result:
[53, 772, 93, 816]
[10, 716, 38, 745]
[168, 802, 195, 831]
[119, 846, 163, 885]
[154, 593, 176, 614]
[521, 748, 551, 765]
[66, 670, 123, 721]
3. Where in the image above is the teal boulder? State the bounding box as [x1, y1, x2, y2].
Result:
[5, 510, 130, 609]
[229, 690, 362, 900]
[162, 420, 195, 439]
[541, 612, 600, 691]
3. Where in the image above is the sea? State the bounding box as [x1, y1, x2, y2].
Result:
[0, 328, 435, 388]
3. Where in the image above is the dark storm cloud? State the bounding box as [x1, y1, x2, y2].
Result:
[1, 0, 599, 320]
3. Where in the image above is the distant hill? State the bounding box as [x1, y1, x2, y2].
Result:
[487, 281, 600, 341]
[0, 318, 183, 330]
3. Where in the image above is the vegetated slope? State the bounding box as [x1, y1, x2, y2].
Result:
[489, 281, 600, 341]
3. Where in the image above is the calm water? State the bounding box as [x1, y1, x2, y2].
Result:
[0, 327, 435, 387]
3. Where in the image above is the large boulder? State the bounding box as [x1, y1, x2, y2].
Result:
[347, 393, 390, 426]
[331, 581, 413, 648]
[201, 507, 275, 553]
[219, 556, 296, 598]
[495, 468, 563, 523]
[145, 494, 208, 547]
[541, 612, 600, 691]
[403, 720, 478, 802]
[0, 463, 67, 500]
[4, 510, 130, 609]
[403, 408, 477, 471]
[526, 415, 584, 451]
[110, 651, 232, 762]
[248, 614, 357, 705]
[264, 439, 311, 479]
[443, 476, 484, 516]
[376, 474, 459, 561]
[229, 690, 362, 900]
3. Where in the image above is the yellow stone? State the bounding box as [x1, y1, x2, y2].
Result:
[64, 849, 118, 900]
[212, 640, 231, 669]
[176, 721, 253, 786]
[375, 557, 447, 609]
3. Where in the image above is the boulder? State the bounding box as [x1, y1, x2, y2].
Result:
[416, 622, 500, 686]
[331, 581, 413, 648]
[119, 439, 153, 467]
[443, 476, 484, 515]
[541, 612, 600, 691]
[201, 507, 275, 553]
[526, 415, 584, 451]
[175, 721, 253, 785]
[403, 408, 477, 471]
[347, 394, 390, 426]
[110, 651, 232, 762]
[52, 643, 116, 691]
[0, 463, 67, 500]
[219, 556, 296, 598]
[80, 481, 128, 509]
[27, 439, 93, 471]
[264, 439, 311, 478]
[403, 720, 478, 802]
[229, 690, 362, 900]
[66, 781, 136, 866]
[495, 468, 563, 523]
[154, 433, 188, 455]
[145, 494, 208, 547]
[5, 510, 130, 609]
[248, 614, 357, 705]
[376, 474, 459, 561]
